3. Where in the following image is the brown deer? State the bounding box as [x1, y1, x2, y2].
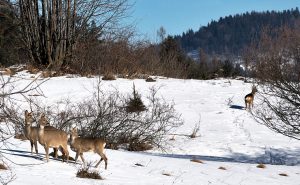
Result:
[37, 113, 69, 162]
[70, 127, 108, 169]
[245, 85, 257, 110]
[24, 110, 58, 156]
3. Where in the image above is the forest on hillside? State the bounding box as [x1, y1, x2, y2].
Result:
[0, 1, 299, 80]
[175, 8, 300, 56]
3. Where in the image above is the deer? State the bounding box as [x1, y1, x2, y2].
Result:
[70, 127, 108, 170]
[245, 85, 257, 110]
[37, 113, 69, 162]
[24, 110, 58, 156]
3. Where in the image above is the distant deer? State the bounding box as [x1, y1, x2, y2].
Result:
[245, 85, 257, 110]
[24, 110, 58, 156]
[37, 113, 69, 162]
[70, 127, 108, 170]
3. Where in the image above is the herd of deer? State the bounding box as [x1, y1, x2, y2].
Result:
[22, 86, 256, 170]
[24, 110, 108, 170]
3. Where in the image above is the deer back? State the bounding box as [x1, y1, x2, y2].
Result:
[38, 129, 68, 148]
[71, 137, 106, 153]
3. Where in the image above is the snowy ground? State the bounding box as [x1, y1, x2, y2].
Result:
[1, 72, 300, 185]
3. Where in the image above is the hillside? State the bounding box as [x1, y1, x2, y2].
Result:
[175, 8, 300, 57]
[0, 72, 300, 185]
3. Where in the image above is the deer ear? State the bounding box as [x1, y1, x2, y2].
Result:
[25, 110, 28, 115]
[71, 127, 77, 133]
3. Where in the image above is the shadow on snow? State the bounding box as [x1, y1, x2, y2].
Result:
[138, 147, 300, 166]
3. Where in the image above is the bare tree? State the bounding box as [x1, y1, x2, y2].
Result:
[248, 25, 300, 140]
[18, 0, 130, 70]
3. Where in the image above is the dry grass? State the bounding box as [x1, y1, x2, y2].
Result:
[2, 68, 16, 76]
[169, 136, 175, 141]
[256, 164, 266, 169]
[279, 173, 288, 177]
[26, 64, 40, 74]
[190, 159, 204, 164]
[76, 168, 103, 180]
[134, 163, 144, 167]
[0, 163, 7, 170]
[128, 142, 153, 151]
[218, 166, 227, 170]
[145, 77, 156, 82]
[102, 73, 116, 81]
[189, 122, 200, 138]
[162, 172, 172, 176]
[14, 133, 28, 141]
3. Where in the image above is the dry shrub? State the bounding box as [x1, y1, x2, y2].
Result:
[10, 82, 182, 152]
[41, 70, 62, 78]
[3, 68, 16, 76]
[128, 141, 153, 151]
[256, 164, 266, 169]
[169, 136, 175, 141]
[26, 64, 40, 74]
[76, 167, 103, 180]
[190, 123, 200, 138]
[134, 163, 144, 167]
[14, 133, 28, 141]
[102, 73, 116, 81]
[162, 172, 172, 176]
[0, 163, 7, 170]
[218, 166, 227, 170]
[278, 173, 288, 177]
[145, 77, 156, 82]
[190, 159, 203, 164]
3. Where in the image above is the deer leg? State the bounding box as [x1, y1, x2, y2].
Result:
[62, 145, 69, 163]
[79, 153, 85, 163]
[45, 146, 49, 162]
[34, 141, 38, 154]
[95, 157, 103, 168]
[53, 148, 58, 159]
[96, 152, 107, 170]
[74, 152, 79, 163]
[30, 141, 34, 154]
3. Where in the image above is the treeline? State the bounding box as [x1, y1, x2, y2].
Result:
[0, 0, 244, 80]
[175, 8, 300, 56]
[0, 0, 298, 80]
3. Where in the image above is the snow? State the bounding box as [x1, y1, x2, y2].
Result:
[1, 72, 300, 185]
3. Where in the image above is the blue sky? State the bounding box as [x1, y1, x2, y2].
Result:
[128, 0, 300, 41]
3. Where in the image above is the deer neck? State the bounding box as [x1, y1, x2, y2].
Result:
[24, 123, 32, 136]
[70, 135, 77, 145]
[38, 125, 45, 135]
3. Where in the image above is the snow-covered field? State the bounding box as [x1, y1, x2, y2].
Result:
[1, 72, 300, 185]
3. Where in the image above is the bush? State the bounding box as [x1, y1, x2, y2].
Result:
[256, 164, 266, 169]
[126, 84, 146, 113]
[145, 77, 156, 82]
[76, 167, 102, 180]
[79, 84, 182, 151]
[102, 73, 116, 81]
[3, 80, 182, 152]
[0, 163, 7, 170]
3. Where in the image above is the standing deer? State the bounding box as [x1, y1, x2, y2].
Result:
[245, 85, 257, 110]
[24, 110, 37, 154]
[37, 113, 69, 162]
[24, 110, 58, 156]
[70, 127, 108, 170]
